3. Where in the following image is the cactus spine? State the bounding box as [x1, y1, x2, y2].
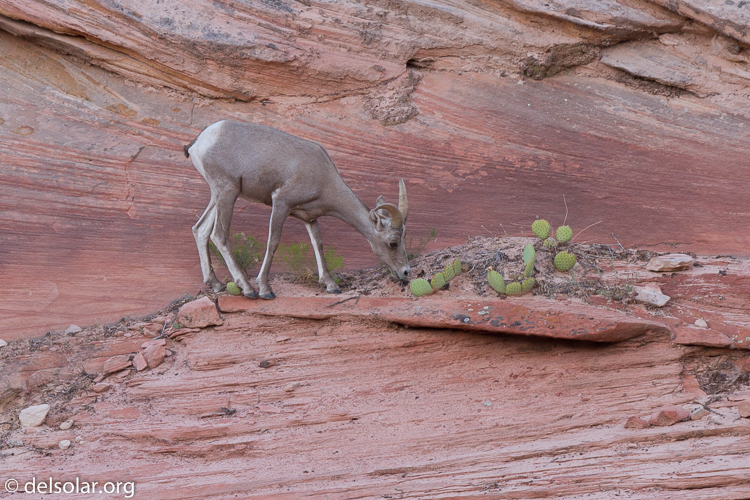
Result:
[505, 282, 523, 296]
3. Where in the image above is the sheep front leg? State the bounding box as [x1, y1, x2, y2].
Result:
[305, 220, 341, 294]
[210, 190, 258, 299]
[256, 197, 289, 300]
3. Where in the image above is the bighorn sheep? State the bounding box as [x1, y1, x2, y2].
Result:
[184, 120, 410, 299]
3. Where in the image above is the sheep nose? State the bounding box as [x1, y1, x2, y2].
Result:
[403, 269, 409, 276]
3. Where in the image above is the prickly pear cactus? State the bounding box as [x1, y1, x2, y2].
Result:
[543, 237, 556, 248]
[431, 272, 446, 291]
[556, 225, 573, 244]
[554, 251, 577, 272]
[531, 219, 551, 239]
[521, 277, 535, 293]
[487, 270, 506, 294]
[505, 282, 523, 296]
[410, 278, 434, 297]
[226, 282, 242, 296]
[451, 258, 462, 276]
[443, 263, 456, 281]
[524, 256, 535, 278]
[522, 244, 536, 265]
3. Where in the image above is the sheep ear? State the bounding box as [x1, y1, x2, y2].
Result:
[375, 195, 386, 207]
[369, 209, 386, 231]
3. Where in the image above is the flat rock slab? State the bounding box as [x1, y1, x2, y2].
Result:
[646, 253, 694, 272]
[218, 296, 669, 343]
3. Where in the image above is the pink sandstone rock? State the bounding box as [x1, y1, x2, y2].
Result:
[648, 406, 690, 427]
[102, 355, 132, 376]
[142, 344, 166, 369]
[132, 352, 148, 372]
[177, 297, 223, 329]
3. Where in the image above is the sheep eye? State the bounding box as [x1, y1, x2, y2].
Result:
[389, 242, 398, 249]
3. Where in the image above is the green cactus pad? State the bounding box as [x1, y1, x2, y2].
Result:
[521, 277, 535, 293]
[554, 251, 577, 272]
[556, 225, 573, 244]
[524, 256, 535, 278]
[431, 272, 446, 291]
[522, 244, 536, 265]
[443, 263, 456, 281]
[487, 270, 506, 294]
[505, 282, 523, 296]
[451, 258, 462, 276]
[410, 278, 434, 297]
[531, 219, 551, 240]
[226, 282, 242, 296]
[543, 237, 557, 248]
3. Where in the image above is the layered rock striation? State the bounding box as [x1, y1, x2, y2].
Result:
[2, 0, 750, 336]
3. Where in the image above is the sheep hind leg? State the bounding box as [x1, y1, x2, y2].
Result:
[193, 199, 223, 292]
[305, 220, 341, 294]
[210, 190, 258, 299]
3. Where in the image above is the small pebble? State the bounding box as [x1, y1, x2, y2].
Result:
[59, 440, 71, 450]
[75, 436, 83, 443]
[695, 318, 708, 328]
[467, 308, 473, 312]
[59, 419, 74, 430]
[483, 400, 492, 407]
[0, 339, 7, 348]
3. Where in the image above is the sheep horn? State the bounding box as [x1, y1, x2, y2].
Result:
[375, 203, 404, 229]
[398, 179, 408, 222]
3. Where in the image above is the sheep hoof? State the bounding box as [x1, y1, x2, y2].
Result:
[243, 290, 258, 299]
[260, 292, 276, 300]
[211, 282, 225, 293]
[327, 288, 342, 294]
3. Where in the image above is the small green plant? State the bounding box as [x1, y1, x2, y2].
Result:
[431, 272, 446, 291]
[276, 242, 344, 283]
[522, 244, 535, 265]
[488, 270, 506, 294]
[451, 258, 462, 276]
[529, 218, 582, 273]
[410, 278, 434, 297]
[407, 228, 437, 261]
[531, 219, 551, 239]
[209, 232, 265, 275]
[524, 257, 535, 278]
[554, 251, 576, 272]
[556, 225, 573, 244]
[226, 282, 242, 296]
[486, 240, 537, 296]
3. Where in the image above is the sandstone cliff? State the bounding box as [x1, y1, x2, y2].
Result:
[2, 0, 750, 336]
